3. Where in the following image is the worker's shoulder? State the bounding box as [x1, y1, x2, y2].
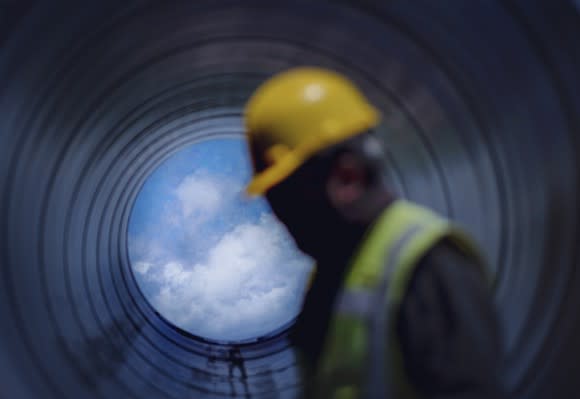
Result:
[412, 238, 485, 287]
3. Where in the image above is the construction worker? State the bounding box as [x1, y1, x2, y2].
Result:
[244, 67, 503, 398]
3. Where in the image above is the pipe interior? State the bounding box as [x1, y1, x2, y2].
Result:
[0, 1, 579, 398]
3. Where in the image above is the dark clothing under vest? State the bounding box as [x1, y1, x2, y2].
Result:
[291, 239, 503, 398]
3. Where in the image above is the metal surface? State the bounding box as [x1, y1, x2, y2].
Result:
[0, 1, 579, 398]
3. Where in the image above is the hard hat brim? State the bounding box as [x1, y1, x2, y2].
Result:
[245, 108, 380, 196]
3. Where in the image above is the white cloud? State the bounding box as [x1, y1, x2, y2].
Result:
[132, 170, 243, 260]
[174, 173, 225, 219]
[129, 233, 170, 266]
[161, 170, 246, 236]
[133, 261, 153, 275]
[130, 170, 313, 341]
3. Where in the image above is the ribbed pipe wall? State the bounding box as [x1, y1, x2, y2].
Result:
[0, 1, 579, 398]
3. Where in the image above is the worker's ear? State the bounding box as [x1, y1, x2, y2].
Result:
[326, 152, 367, 210]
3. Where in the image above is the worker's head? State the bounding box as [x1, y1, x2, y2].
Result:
[244, 67, 390, 258]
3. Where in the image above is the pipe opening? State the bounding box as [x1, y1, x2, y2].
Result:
[128, 137, 314, 343]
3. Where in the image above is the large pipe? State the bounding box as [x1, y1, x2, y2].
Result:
[0, 1, 579, 398]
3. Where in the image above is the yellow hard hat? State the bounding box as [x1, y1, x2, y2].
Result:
[244, 67, 381, 196]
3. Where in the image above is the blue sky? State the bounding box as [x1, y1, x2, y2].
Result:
[128, 138, 313, 341]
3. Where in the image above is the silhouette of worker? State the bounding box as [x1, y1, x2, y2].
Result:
[244, 67, 503, 398]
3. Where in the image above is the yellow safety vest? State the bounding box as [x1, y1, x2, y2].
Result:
[314, 200, 487, 399]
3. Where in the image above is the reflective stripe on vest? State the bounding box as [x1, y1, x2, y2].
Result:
[315, 201, 486, 399]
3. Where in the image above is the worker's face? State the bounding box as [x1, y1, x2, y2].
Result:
[258, 132, 386, 259]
